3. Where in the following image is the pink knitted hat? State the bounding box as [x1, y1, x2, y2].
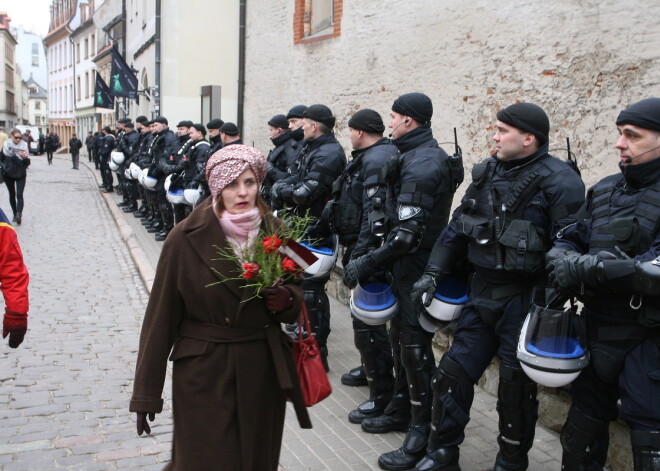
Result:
[206, 144, 268, 197]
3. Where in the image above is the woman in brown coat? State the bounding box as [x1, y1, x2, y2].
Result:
[130, 145, 312, 470]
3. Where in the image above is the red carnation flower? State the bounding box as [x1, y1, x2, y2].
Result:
[281, 257, 299, 273]
[262, 235, 282, 254]
[242, 262, 260, 279]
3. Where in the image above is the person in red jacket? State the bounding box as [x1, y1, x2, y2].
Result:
[0, 207, 29, 348]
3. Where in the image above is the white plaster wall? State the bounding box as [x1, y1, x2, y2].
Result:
[244, 0, 660, 189]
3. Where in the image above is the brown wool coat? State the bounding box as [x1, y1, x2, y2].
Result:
[129, 199, 312, 471]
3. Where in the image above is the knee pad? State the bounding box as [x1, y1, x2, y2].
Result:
[434, 355, 473, 395]
[354, 329, 374, 352]
[560, 407, 609, 471]
[497, 364, 538, 411]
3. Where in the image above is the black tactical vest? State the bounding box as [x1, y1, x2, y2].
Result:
[460, 155, 569, 275]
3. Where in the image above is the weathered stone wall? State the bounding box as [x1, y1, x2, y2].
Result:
[245, 3, 660, 469]
[245, 0, 660, 189]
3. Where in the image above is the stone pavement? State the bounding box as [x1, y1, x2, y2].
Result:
[0, 152, 564, 470]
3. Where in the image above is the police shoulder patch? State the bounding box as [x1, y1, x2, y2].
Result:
[398, 204, 421, 220]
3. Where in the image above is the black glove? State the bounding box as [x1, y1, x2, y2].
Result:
[547, 251, 603, 291]
[411, 265, 442, 314]
[262, 286, 294, 312]
[342, 254, 377, 289]
[136, 412, 156, 435]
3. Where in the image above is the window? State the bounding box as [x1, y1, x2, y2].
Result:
[294, 0, 342, 44]
[32, 55, 39, 66]
[84, 38, 88, 59]
[35, 101, 41, 110]
[91, 34, 95, 56]
[77, 76, 81, 101]
[85, 71, 89, 98]
[76, 43, 80, 63]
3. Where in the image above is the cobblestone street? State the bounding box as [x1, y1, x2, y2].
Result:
[0, 152, 563, 470]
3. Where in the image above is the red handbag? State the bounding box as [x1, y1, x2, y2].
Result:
[291, 304, 332, 406]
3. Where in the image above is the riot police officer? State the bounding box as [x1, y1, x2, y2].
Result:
[219, 122, 242, 147]
[547, 97, 660, 471]
[145, 117, 179, 239]
[134, 119, 156, 221]
[206, 119, 224, 155]
[411, 103, 585, 471]
[271, 104, 346, 370]
[180, 123, 211, 208]
[262, 114, 297, 207]
[317, 109, 399, 424]
[159, 120, 194, 229]
[343, 93, 461, 470]
[117, 121, 140, 212]
[98, 126, 116, 193]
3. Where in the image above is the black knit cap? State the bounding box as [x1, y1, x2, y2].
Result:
[176, 120, 193, 128]
[153, 116, 168, 125]
[303, 104, 336, 128]
[348, 109, 385, 134]
[124, 121, 135, 129]
[268, 114, 289, 129]
[286, 104, 307, 120]
[206, 118, 224, 130]
[103, 126, 112, 133]
[220, 122, 240, 136]
[118, 118, 131, 124]
[496, 103, 549, 144]
[616, 98, 660, 132]
[135, 115, 148, 124]
[391, 92, 433, 125]
[191, 123, 207, 136]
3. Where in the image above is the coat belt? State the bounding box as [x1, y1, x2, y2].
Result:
[178, 319, 294, 391]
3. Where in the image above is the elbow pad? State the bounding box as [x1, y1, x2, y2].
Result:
[372, 221, 423, 264]
[292, 179, 319, 206]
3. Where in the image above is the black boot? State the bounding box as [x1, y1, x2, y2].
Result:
[147, 221, 163, 233]
[362, 393, 411, 433]
[122, 202, 138, 213]
[154, 228, 170, 241]
[415, 446, 460, 471]
[632, 430, 660, 471]
[342, 365, 368, 387]
[561, 407, 609, 470]
[377, 336, 435, 470]
[416, 355, 473, 471]
[348, 327, 394, 424]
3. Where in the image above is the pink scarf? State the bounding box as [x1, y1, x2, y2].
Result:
[216, 204, 262, 255]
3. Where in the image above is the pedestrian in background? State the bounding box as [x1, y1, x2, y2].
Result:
[1, 129, 31, 225]
[69, 133, 82, 170]
[85, 131, 95, 162]
[0, 206, 29, 349]
[130, 144, 311, 470]
[45, 130, 58, 165]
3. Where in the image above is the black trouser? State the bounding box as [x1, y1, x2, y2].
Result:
[172, 203, 188, 224]
[46, 150, 54, 163]
[71, 152, 79, 169]
[303, 273, 331, 358]
[4, 176, 26, 216]
[99, 157, 113, 189]
[428, 286, 537, 469]
[87, 147, 93, 162]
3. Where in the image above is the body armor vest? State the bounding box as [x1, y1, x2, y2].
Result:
[584, 175, 660, 324]
[460, 155, 566, 275]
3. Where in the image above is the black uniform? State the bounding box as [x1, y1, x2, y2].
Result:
[117, 129, 140, 209]
[98, 133, 116, 191]
[161, 137, 193, 225]
[181, 139, 211, 206]
[262, 132, 298, 207]
[272, 131, 347, 367]
[145, 129, 179, 233]
[353, 125, 459, 470]
[549, 157, 660, 471]
[417, 146, 585, 471]
[330, 137, 399, 423]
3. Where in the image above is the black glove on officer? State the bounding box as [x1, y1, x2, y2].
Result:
[546, 247, 618, 292]
[343, 253, 377, 289]
[411, 245, 458, 314]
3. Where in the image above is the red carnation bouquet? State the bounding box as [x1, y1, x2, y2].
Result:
[207, 211, 318, 300]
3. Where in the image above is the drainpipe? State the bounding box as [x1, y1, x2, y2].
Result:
[121, 0, 127, 119]
[237, 0, 246, 134]
[154, 0, 161, 117]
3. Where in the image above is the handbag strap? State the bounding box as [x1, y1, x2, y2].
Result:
[298, 303, 313, 342]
